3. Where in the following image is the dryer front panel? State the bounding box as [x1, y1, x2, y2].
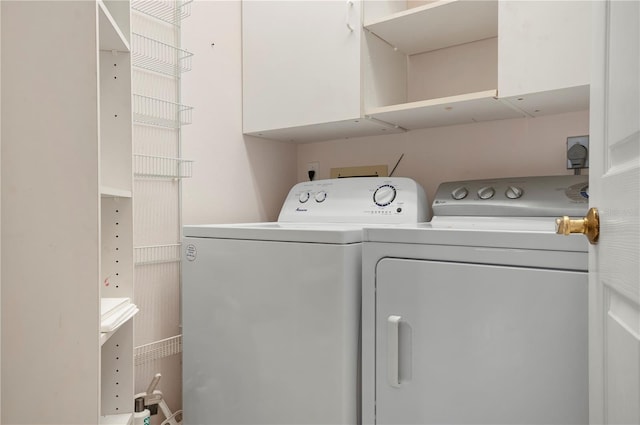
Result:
[374, 258, 588, 425]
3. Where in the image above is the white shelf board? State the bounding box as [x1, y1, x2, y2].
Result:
[364, 0, 498, 55]
[366, 90, 525, 130]
[101, 186, 132, 198]
[502, 85, 590, 117]
[99, 413, 133, 425]
[100, 307, 138, 346]
[244, 116, 406, 143]
[98, 1, 130, 52]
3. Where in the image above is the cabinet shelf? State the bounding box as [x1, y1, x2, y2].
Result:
[132, 33, 193, 77]
[134, 154, 193, 179]
[99, 312, 137, 346]
[100, 298, 138, 346]
[131, 0, 192, 25]
[101, 186, 133, 198]
[133, 94, 193, 128]
[135, 244, 181, 265]
[244, 116, 405, 143]
[99, 0, 130, 52]
[364, 0, 498, 55]
[366, 90, 525, 130]
[100, 413, 133, 425]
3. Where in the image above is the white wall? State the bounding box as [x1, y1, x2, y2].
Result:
[182, 0, 297, 225]
[297, 110, 590, 208]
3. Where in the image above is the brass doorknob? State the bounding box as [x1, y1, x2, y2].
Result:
[556, 207, 600, 244]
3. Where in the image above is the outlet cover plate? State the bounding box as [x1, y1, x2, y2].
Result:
[567, 135, 589, 169]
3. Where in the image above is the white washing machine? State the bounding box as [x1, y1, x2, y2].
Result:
[362, 175, 590, 425]
[182, 177, 428, 425]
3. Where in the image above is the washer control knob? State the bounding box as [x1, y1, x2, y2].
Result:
[451, 186, 469, 200]
[478, 186, 495, 200]
[373, 184, 397, 206]
[505, 186, 523, 199]
[298, 192, 310, 203]
[315, 191, 327, 203]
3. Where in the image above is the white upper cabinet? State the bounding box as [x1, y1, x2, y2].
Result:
[242, 0, 403, 142]
[242, 0, 591, 142]
[498, 0, 591, 116]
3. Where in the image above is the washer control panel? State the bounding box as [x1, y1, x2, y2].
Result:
[278, 177, 430, 223]
[432, 175, 589, 217]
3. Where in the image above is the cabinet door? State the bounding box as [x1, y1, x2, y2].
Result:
[498, 1, 590, 115]
[375, 258, 588, 425]
[242, 0, 362, 133]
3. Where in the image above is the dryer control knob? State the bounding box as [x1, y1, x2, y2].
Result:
[505, 186, 523, 199]
[373, 184, 397, 206]
[315, 191, 327, 203]
[451, 186, 469, 200]
[478, 186, 495, 200]
[299, 192, 310, 203]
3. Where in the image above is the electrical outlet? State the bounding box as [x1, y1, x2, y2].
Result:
[307, 162, 319, 181]
[567, 136, 589, 169]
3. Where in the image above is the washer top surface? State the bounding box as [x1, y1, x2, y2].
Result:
[184, 177, 429, 244]
[184, 222, 369, 244]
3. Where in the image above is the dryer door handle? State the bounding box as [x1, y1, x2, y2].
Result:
[387, 315, 402, 388]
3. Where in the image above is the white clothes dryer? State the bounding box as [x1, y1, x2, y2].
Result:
[362, 175, 589, 425]
[182, 177, 428, 425]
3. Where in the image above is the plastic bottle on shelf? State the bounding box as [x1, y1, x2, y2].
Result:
[134, 397, 151, 425]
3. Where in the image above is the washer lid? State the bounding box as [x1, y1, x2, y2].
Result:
[363, 217, 588, 252]
[184, 222, 369, 244]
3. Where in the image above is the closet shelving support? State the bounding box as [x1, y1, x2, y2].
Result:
[3, 1, 135, 423]
[132, 33, 193, 77]
[129, 0, 192, 410]
[99, 0, 136, 423]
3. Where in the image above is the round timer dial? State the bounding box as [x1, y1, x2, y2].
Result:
[505, 186, 523, 199]
[298, 192, 310, 203]
[477, 186, 495, 200]
[451, 186, 469, 200]
[373, 184, 397, 206]
[315, 191, 327, 203]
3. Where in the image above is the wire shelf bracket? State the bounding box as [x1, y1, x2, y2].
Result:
[133, 94, 193, 128]
[134, 334, 182, 366]
[134, 244, 182, 265]
[131, 0, 192, 25]
[134, 154, 193, 179]
[132, 33, 193, 77]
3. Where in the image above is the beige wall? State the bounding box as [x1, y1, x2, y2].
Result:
[297, 110, 589, 209]
[182, 0, 297, 225]
[182, 1, 589, 225]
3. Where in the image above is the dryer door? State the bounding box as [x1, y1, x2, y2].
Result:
[375, 258, 587, 425]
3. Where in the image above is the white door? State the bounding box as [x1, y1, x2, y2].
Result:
[588, 0, 640, 423]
